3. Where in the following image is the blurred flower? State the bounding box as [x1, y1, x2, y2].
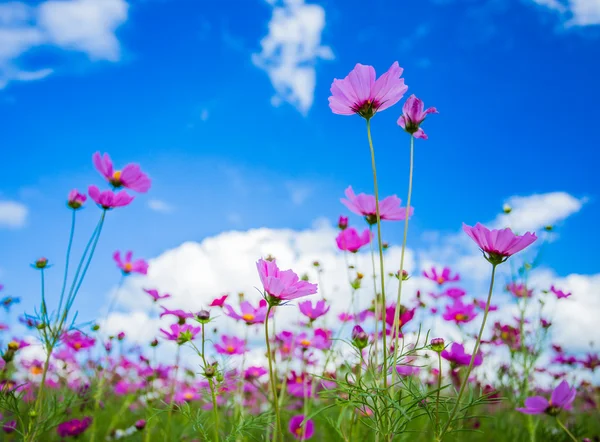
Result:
[93, 152, 151, 193]
[289, 414, 315, 439]
[517, 380, 576, 415]
[62, 330, 95, 352]
[352, 325, 369, 349]
[341, 186, 413, 224]
[298, 300, 330, 322]
[397, 94, 438, 139]
[256, 259, 318, 304]
[56, 417, 92, 438]
[223, 300, 268, 324]
[159, 307, 194, 323]
[1, 296, 20, 312]
[67, 189, 87, 210]
[113, 251, 148, 275]
[506, 282, 533, 298]
[550, 285, 572, 300]
[210, 294, 228, 307]
[214, 335, 246, 355]
[338, 216, 348, 230]
[442, 343, 482, 367]
[159, 324, 200, 344]
[463, 223, 537, 265]
[328, 62, 407, 119]
[442, 301, 478, 324]
[336, 227, 371, 252]
[423, 267, 459, 285]
[88, 185, 134, 210]
[143, 288, 171, 302]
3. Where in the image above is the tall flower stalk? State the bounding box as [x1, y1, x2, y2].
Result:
[264, 304, 282, 441]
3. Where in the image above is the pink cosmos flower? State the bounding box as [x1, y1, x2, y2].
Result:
[92, 152, 151, 193]
[463, 223, 537, 264]
[245, 366, 268, 379]
[159, 324, 200, 343]
[62, 330, 95, 352]
[214, 335, 246, 355]
[580, 353, 600, 371]
[174, 386, 200, 403]
[289, 414, 315, 440]
[223, 300, 268, 324]
[473, 299, 498, 312]
[67, 189, 87, 210]
[341, 186, 413, 224]
[143, 288, 171, 302]
[256, 259, 318, 303]
[441, 343, 482, 367]
[442, 301, 478, 324]
[396, 364, 420, 377]
[423, 267, 460, 285]
[88, 185, 134, 210]
[328, 62, 407, 119]
[298, 300, 330, 321]
[159, 306, 194, 322]
[397, 94, 438, 139]
[517, 380, 576, 415]
[56, 417, 92, 438]
[550, 285, 572, 299]
[385, 305, 416, 334]
[287, 371, 313, 398]
[336, 227, 371, 253]
[113, 251, 148, 275]
[296, 331, 330, 350]
[443, 287, 466, 299]
[210, 294, 228, 307]
[506, 282, 533, 298]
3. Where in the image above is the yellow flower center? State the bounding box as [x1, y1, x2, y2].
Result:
[113, 171, 122, 181]
[300, 339, 311, 347]
[31, 366, 43, 375]
[184, 392, 194, 400]
[296, 377, 303, 384]
[295, 427, 303, 436]
[242, 313, 255, 322]
[74, 342, 82, 350]
[227, 345, 235, 353]
[124, 262, 133, 272]
[455, 313, 468, 321]
[436, 276, 445, 284]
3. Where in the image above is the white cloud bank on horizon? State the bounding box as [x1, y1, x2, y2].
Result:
[0, 199, 28, 228]
[0, 0, 128, 88]
[252, 0, 334, 114]
[532, 0, 600, 26]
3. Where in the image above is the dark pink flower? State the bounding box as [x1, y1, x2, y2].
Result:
[296, 331, 329, 350]
[159, 306, 194, 322]
[88, 185, 134, 210]
[56, 417, 92, 438]
[517, 380, 576, 415]
[423, 267, 460, 285]
[441, 343, 482, 367]
[214, 335, 246, 355]
[143, 288, 171, 302]
[289, 414, 315, 439]
[463, 223, 537, 265]
[329, 62, 407, 119]
[3, 420, 16, 434]
[442, 301, 478, 324]
[92, 152, 151, 193]
[473, 299, 498, 311]
[338, 216, 348, 230]
[113, 251, 148, 275]
[67, 189, 87, 210]
[210, 294, 228, 307]
[506, 282, 533, 298]
[336, 227, 371, 252]
[256, 259, 318, 303]
[443, 287, 466, 299]
[62, 330, 95, 352]
[397, 94, 438, 139]
[550, 285, 572, 299]
[341, 186, 413, 224]
[174, 386, 200, 403]
[159, 323, 200, 343]
[223, 300, 268, 324]
[298, 300, 330, 321]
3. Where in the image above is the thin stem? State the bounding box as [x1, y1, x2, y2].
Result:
[391, 134, 414, 401]
[209, 378, 221, 442]
[166, 345, 181, 439]
[265, 305, 282, 442]
[556, 418, 577, 442]
[435, 352, 442, 436]
[368, 224, 380, 372]
[439, 264, 498, 439]
[366, 118, 388, 388]
[57, 210, 77, 317]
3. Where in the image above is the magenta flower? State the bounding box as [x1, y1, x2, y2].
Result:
[256, 259, 318, 304]
[463, 223, 537, 265]
[214, 335, 246, 355]
[61, 330, 95, 352]
[92, 152, 151, 193]
[473, 298, 498, 311]
[328, 62, 407, 119]
[550, 285, 572, 299]
[423, 267, 460, 285]
[397, 94, 438, 139]
[289, 414, 315, 439]
[3, 420, 16, 434]
[56, 417, 92, 438]
[143, 288, 171, 302]
[298, 300, 330, 321]
[287, 372, 313, 398]
[88, 185, 134, 210]
[174, 386, 200, 403]
[443, 287, 466, 300]
[159, 306, 194, 323]
[385, 305, 416, 332]
[223, 300, 268, 324]
[113, 251, 148, 275]
[335, 227, 371, 253]
[441, 343, 482, 367]
[341, 186, 413, 224]
[517, 380, 576, 415]
[338, 216, 349, 230]
[245, 366, 268, 379]
[210, 294, 228, 307]
[506, 282, 533, 298]
[296, 331, 330, 350]
[442, 301, 478, 324]
[67, 189, 87, 210]
[159, 323, 200, 343]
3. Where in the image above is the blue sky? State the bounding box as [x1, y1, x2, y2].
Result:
[0, 0, 599, 330]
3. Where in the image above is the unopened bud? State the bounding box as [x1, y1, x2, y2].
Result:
[502, 204, 512, 214]
[338, 216, 348, 230]
[150, 339, 159, 347]
[351, 325, 369, 350]
[34, 257, 49, 269]
[196, 310, 210, 323]
[135, 419, 146, 431]
[430, 337, 445, 353]
[204, 366, 216, 378]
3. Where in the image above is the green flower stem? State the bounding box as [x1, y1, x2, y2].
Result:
[56, 210, 77, 318]
[391, 134, 414, 398]
[435, 351, 443, 437]
[439, 263, 498, 440]
[265, 305, 282, 442]
[556, 418, 577, 442]
[166, 345, 181, 439]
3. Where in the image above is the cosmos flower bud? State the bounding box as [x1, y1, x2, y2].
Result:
[36, 323, 46, 330]
[503, 204, 512, 214]
[134, 420, 146, 431]
[356, 272, 364, 280]
[352, 325, 369, 349]
[430, 338, 445, 353]
[150, 339, 159, 347]
[196, 309, 210, 323]
[117, 332, 125, 341]
[544, 225, 553, 231]
[215, 371, 224, 383]
[338, 216, 348, 230]
[7, 341, 19, 351]
[67, 189, 87, 210]
[204, 365, 216, 378]
[34, 257, 49, 269]
[313, 261, 320, 268]
[92, 324, 100, 331]
[382, 242, 389, 250]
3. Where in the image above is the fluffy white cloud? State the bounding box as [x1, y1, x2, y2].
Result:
[147, 199, 174, 213]
[0, 199, 27, 228]
[252, 0, 334, 114]
[532, 0, 600, 26]
[0, 0, 128, 88]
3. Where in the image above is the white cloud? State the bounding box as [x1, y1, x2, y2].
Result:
[0, 200, 27, 228]
[252, 0, 333, 114]
[0, 0, 128, 88]
[532, 0, 600, 26]
[285, 181, 313, 206]
[148, 199, 174, 213]
[494, 192, 585, 232]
